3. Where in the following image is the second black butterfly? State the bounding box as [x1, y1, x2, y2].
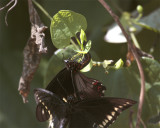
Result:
[34, 88, 136, 128]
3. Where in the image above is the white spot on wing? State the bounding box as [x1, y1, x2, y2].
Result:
[45, 106, 48, 109]
[123, 103, 127, 106]
[42, 109, 45, 115]
[126, 102, 130, 104]
[106, 115, 112, 121]
[105, 119, 108, 123]
[102, 121, 106, 126]
[111, 111, 115, 116]
[50, 114, 53, 120]
[48, 110, 51, 115]
[119, 105, 123, 108]
[114, 107, 118, 111]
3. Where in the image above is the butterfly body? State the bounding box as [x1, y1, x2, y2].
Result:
[64, 53, 92, 71]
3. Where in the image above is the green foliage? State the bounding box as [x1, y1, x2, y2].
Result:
[75, 40, 92, 54]
[80, 29, 87, 46]
[50, 10, 87, 49]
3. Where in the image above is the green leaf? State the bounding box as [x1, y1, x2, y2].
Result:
[84, 40, 91, 53]
[80, 59, 93, 72]
[74, 40, 92, 54]
[50, 10, 87, 49]
[141, 57, 160, 85]
[80, 29, 87, 45]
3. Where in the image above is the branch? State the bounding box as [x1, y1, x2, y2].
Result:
[129, 110, 134, 128]
[32, 0, 52, 20]
[0, 0, 18, 26]
[98, 0, 145, 128]
[18, 0, 47, 103]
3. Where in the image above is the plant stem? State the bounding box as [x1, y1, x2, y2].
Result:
[70, 39, 80, 51]
[75, 36, 81, 47]
[98, 1, 145, 128]
[130, 32, 141, 49]
[32, 0, 52, 20]
[92, 61, 103, 66]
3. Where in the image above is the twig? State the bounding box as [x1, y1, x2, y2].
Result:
[98, 0, 145, 128]
[140, 118, 147, 128]
[0, 0, 14, 11]
[130, 32, 141, 49]
[0, 0, 18, 26]
[129, 110, 134, 128]
[32, 0, 52, 20]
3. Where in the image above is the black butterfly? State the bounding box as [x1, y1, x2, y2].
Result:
[34, 88, 136, 128]
[46, 52, 106, 101]
[35, 53, 106, 122]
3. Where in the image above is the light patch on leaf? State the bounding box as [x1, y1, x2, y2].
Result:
[50, 10, 87, 49]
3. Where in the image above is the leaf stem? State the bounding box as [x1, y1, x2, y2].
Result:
[130, 32, 141, 49]
[133, 21, 160, 34]
[75, 36, 81, 47]
[32, 0, 52, 20]
[70, 39, 80, 51]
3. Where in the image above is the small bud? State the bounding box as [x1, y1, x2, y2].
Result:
[103, 60, 113, 68]
[115, 59, 124, 69]
[129, 26, 136, 32]
[137, 5, 143, 13]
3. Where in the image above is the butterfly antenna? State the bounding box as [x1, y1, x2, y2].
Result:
[71, 70, 81, 101]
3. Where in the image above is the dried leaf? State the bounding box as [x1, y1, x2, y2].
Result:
[18, 0, 47, 103]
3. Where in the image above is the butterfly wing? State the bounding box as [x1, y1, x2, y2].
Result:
[69, 110, 94, 128]
[70, 97, 136, 128]
[34, 88, 67, 122]
[34, 68, 72, 122]
[46, 68, 74, 100]
[73, 72, 106, 99]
